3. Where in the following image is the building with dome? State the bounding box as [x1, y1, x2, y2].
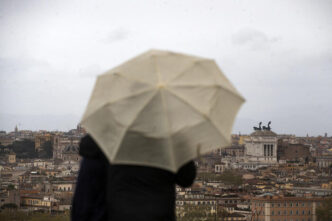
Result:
[53, 136, 80, 160]
[62, 144, 80, 161]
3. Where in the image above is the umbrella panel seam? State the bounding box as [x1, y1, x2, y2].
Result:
[81, 88, 155, 122]
[113, 72, 156, 88]
[110, 90, 159, 162]
[165, 88, 230, 146]
[155, 55, 176, 170]
[169, 84, 245, 102]
[160, 89, 176, 171]
[167, 58, 211, 84]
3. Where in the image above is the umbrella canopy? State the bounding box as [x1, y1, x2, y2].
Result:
[81, 50, 245, 172]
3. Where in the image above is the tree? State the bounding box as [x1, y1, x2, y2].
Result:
[7, 184, 15, 190]
[0, 143, 9, 156]
[0, 211, 70, 221]
[219, 170, 243, 186]
[178, 205, 215, 221]
[218, 208, 230, 220]
[316, 198, 332, 221]
[11, 139, 37, 158]
[38, 141, 53, 158]
[1, 203, 18, 210]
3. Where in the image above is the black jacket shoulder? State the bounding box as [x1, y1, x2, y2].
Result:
[79, 135, 106, 159]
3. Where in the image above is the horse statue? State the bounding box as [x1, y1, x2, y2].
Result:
[253, 122, 262, 131]
[263, 121, 272, 131]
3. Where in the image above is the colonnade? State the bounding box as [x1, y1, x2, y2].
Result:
[264, 144, 274, 156]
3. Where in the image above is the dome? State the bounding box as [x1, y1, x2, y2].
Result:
[63, 145, 79, 154]
[250, 130, 277, 137]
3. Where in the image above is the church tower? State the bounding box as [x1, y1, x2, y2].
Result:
[14, 125, 18, 139]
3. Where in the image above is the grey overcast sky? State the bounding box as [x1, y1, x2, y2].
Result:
[0, 0, 331, 136]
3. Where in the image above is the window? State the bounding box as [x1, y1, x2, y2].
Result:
[290, 210, 293, 215]
[308, 210, 311, 215]
[290, 203, 293, 207]
[264, 145, 267, 156]
[272, 203, 274, 207]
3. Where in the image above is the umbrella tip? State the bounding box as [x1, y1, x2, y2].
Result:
[157, 82, 166, 88]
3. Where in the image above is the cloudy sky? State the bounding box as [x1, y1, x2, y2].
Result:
[0, 0, 331, 136]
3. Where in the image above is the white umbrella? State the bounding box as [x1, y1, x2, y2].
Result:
[81, 50, 245, 172]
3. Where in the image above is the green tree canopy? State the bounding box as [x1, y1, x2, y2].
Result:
[317, 198, 332, 221]
[11, 139, 37, 158]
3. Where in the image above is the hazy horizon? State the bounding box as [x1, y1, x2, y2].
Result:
[0, 112, 329, 137]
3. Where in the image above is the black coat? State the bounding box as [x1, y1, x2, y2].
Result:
[71, 135, 196, 221]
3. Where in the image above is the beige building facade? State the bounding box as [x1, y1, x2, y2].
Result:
[251, 196, 322, 221]
[245, 130, 278, 163]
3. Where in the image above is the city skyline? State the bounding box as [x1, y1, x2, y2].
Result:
[1, 0, 332, 136]
[0, 119, 331, 138]
[0, 120, 331, 220]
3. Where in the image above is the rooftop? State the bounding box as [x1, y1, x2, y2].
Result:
[250, 130, 277, 137]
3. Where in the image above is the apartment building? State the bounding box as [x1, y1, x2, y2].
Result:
[251, 196, 322, 221]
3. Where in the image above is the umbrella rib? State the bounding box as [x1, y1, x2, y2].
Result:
[196, 59, 243, 97]
[160, 89, 176, 171]
[82, 88, 155, 122]
[154, 55, 162, 84]
[166, 88, 230, 145]
[114, 72, 155, 87]
[155, 56, 176, 169]
[168, 58, 209, 83]
[111, 90, 158, 161]
[170, 84, 245, 102]
[169, 60, 245, 102]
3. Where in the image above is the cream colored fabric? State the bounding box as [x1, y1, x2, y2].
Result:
[81, 50, 245, 172]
